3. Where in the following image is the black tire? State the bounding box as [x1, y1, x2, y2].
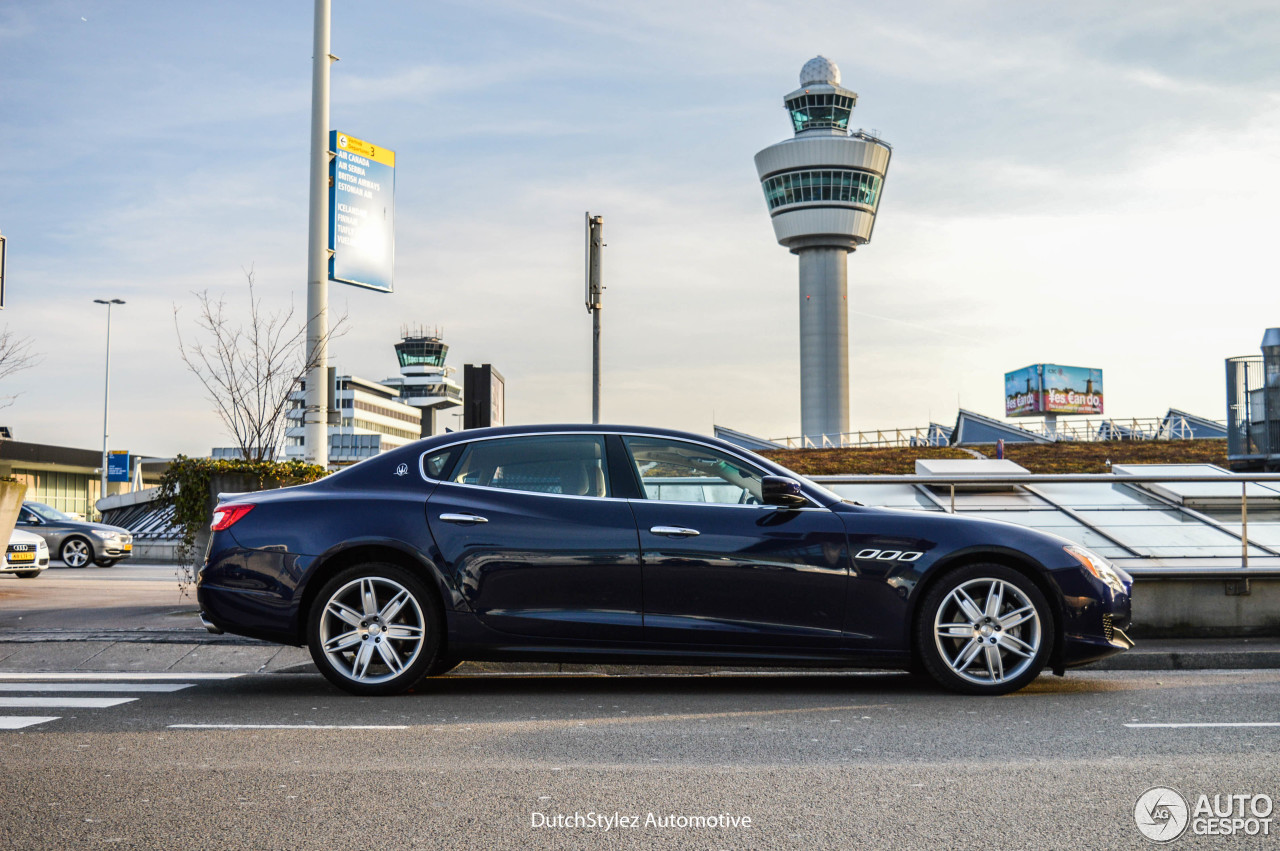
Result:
[94, 559, 119, 568]
[306, 562, 443, 696]
[914, 563, 1054, 696]
[60, 537, 93, 568]
[15, 570, 42, 579]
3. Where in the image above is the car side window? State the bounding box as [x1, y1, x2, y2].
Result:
[421, 446, 460, 480]
[622, 437, 765, 504]
[448, 435, 610, 497]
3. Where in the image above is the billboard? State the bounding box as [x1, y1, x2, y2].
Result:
[1005, 364, 1103, 417]
[1004, 365, 1040, 416]
[328, 131, 395, 293]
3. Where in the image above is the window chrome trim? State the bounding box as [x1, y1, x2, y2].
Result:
[418, 430, 828, 510]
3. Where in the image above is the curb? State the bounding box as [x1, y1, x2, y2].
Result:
[4, 631, 1280, 675]
[1090, 650, 1280, 671]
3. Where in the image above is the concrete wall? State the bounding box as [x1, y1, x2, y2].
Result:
[1131, 577, 1280, 637]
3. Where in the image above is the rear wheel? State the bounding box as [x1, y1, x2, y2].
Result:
[307, 563, 442, 696]
[915, 563, 1053, 696]
[60, 538, 92, 568]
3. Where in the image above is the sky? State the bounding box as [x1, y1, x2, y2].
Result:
[1, 0, 1278, 457]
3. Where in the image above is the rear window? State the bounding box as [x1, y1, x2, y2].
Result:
[447, 435, 610, 497]
[421, 446, 461, 480]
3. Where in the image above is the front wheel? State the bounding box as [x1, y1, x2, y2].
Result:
[95, 559, 119, 568]
[307, 563, 442, 696]
[60, 538, 93, 568]
[915, 563, 1054, 696]
[15, 570, 42, 579]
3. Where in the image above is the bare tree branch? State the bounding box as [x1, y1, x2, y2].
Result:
[0, 327, 40, 409]
[174, 268, 347, 462]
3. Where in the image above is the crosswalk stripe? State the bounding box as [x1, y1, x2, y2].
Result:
[0, 697, 137, 709]
[0, 673, 241, 681]
[169, 724, 409, 730]
[0, 683, 193, 694]
[0, 716, 61, 730]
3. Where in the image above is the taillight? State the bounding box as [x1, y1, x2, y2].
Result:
[211, 504, 255, 531]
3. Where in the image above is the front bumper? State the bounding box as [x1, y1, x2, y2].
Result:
[96, 538, 134, 559]
[3, 547, 49, 572]
[1059, 575, 1135, 669]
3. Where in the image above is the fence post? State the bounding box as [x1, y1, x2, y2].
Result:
[1242, 481, 1249, 568]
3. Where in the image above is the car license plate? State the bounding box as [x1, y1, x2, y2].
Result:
[9, 552, 34, 562]
[124, 543, 132, 551]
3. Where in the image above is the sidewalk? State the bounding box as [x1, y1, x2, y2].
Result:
[1, 629, 1278, 676]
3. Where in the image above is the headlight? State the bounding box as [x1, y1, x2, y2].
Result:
[91, 529, 119, 540]
[1064, 545, 1126, 595]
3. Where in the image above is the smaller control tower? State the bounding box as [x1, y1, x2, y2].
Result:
[382, 328, 463, 437]
[755, 56, 891, 444]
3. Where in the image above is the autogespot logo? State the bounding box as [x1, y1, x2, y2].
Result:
[1136, 787, 1190, 842]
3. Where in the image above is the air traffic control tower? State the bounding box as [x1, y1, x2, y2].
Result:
[755, 56, 891, 444]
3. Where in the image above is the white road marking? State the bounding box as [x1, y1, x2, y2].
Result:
[0, 683, 194, 693]
[0, 716, 60, 730]
[168, 724, 409, 730]
[0, 673, 241, 681]
[1125, 722, 1280, 728]
[0, 697, 137, 709]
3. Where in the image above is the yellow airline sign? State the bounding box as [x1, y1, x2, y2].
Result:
[333, 132, 395, 167]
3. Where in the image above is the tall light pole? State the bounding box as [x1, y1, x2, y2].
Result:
[93, 298, 125, 502]
[585, 213, 604, 424]
[304, 0, 333, 468]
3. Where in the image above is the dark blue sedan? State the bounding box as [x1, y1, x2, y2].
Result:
[197, 424, 1133, 696]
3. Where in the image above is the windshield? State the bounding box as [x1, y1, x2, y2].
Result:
[719, 444, 844, 505]
[26, 502, 75, 522]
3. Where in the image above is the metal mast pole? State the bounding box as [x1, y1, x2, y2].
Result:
[100, 302, 112, 498]
[585, 214, 604, 424]
[94, 298, 124, 502]
[304, 0, 332, 467]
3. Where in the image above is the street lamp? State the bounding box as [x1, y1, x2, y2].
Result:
[93, 298, 125, 505]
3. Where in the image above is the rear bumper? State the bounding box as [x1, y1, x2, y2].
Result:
[197, 583, 301, 646]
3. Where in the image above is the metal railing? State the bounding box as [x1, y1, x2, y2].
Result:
[770, 415, 1225, 449]
[810, 471, 1280, 577]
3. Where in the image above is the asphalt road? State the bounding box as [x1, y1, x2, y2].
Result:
[0, 668, 1277, 849]
[0, 561, 198, 632]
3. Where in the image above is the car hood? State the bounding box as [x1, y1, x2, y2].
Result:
[7, 528, 46, 547]
[58, 520, 131, 535]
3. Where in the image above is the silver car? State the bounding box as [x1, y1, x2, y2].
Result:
[16, 501, 133, 568]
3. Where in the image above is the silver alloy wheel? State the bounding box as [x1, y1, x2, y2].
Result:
[317, 576, 427, 685]
[61, 538, 91, 568]
[933, 577, 1042, 686]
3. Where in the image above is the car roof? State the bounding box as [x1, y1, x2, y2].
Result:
[412, 423, 727, 447]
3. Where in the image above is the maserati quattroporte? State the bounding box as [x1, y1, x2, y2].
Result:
[197, 425, 1133, 696]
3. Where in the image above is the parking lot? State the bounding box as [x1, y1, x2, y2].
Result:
[2, 563, 1279, 848]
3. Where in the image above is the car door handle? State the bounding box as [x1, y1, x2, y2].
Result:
[439, 513, 488, 524]
[650, 525, 700, 537]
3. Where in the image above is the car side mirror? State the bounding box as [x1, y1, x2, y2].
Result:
[18, 515, 37, 526]
[762, 476, 808, 508]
